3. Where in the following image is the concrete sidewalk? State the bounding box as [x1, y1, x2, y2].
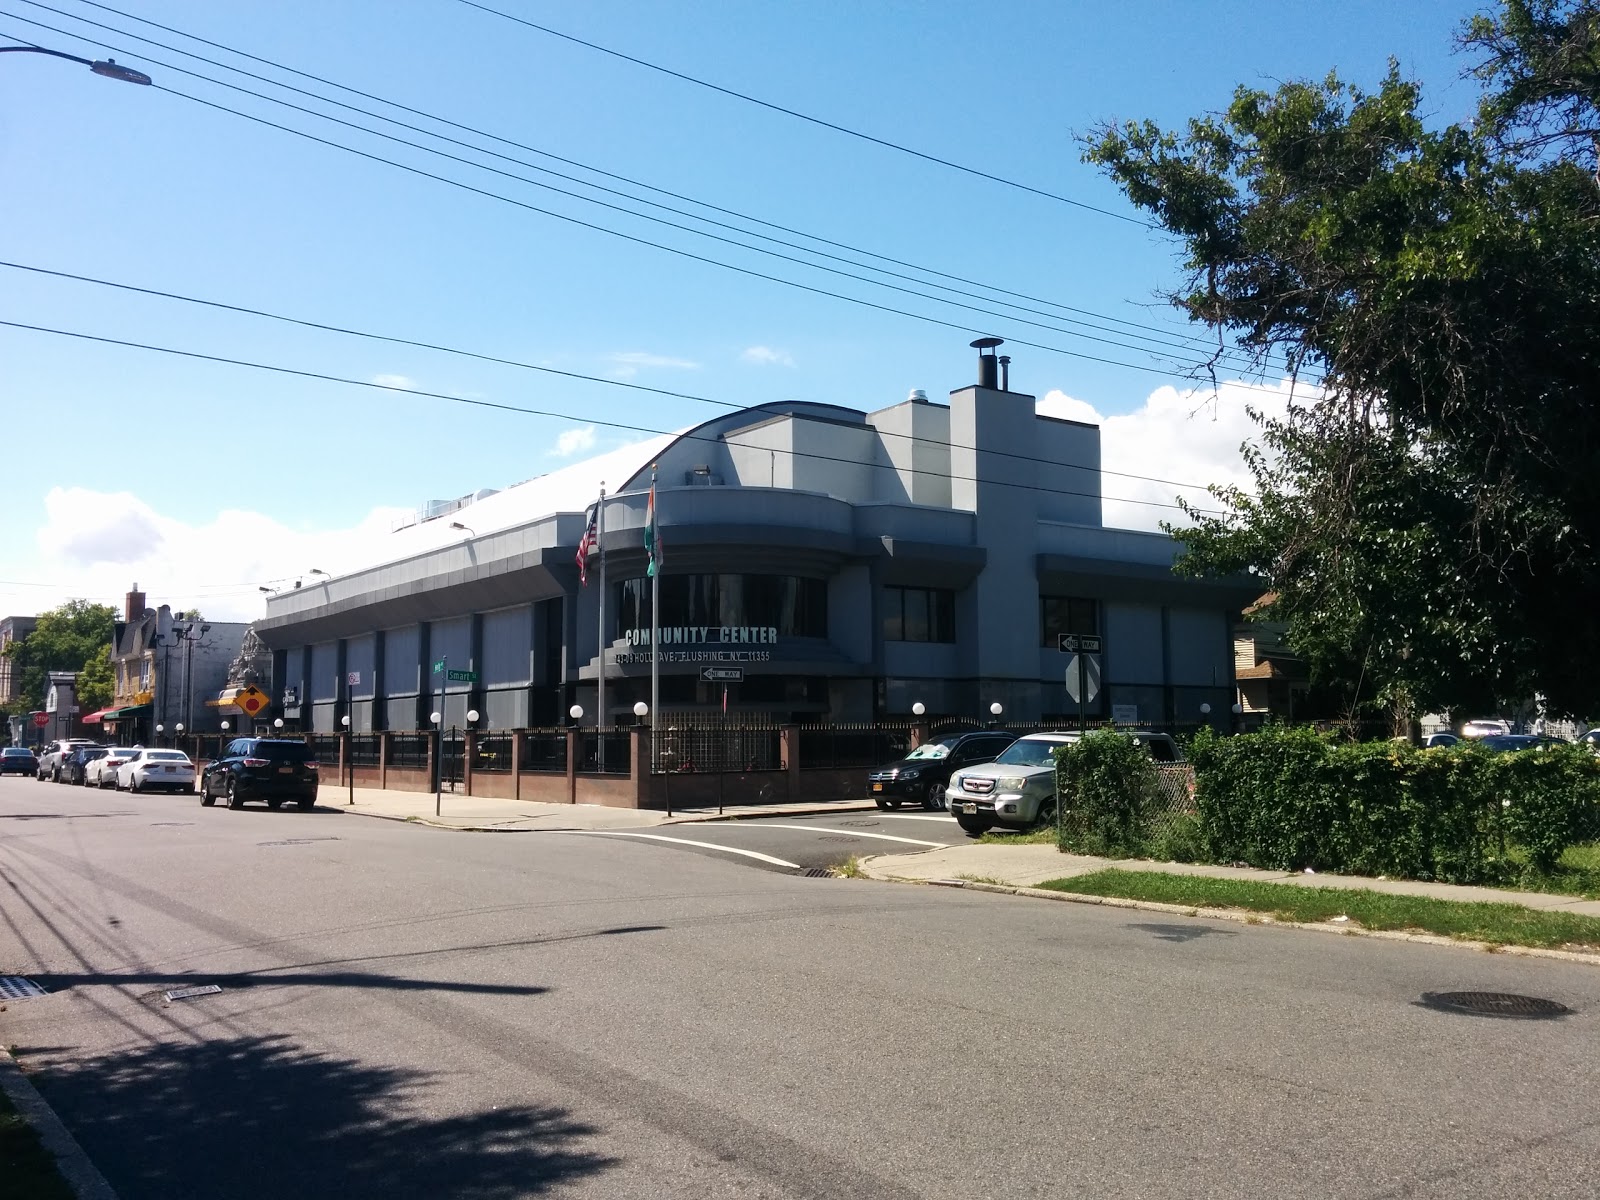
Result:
[315, 783, 879, 831]
[857, 842, 1600, 917]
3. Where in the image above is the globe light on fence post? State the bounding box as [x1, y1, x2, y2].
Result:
[912, 702, 926, 717]
[466, 709, 480, 725]
[633, 701, 649, 725]
[989, 702, 1003, 717]
[175, 723, 184, 735]
[569, 704, 584, 722]
[1200, 703, 1211, 715]
[273, 718, 284, 730]
[430, 712, 442, 725]
[341, 715, 351, 728]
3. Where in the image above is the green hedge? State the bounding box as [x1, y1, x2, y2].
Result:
[1188, 727, 1600, 882]
[1054, 731, 1164, 858]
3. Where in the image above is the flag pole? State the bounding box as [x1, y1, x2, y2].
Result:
[649, 464, 660, 772]
[596, 483, 606, 773]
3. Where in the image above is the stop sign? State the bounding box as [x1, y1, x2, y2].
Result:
[32, 712, 49, 727]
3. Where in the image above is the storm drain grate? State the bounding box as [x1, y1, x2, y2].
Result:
[164, 984, 223, 1002]
[1420, 991, 1570, 1019]
[798, 867, 836, 878]
[0, 976, 48, 1001]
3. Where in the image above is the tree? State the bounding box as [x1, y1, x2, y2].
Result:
[1084, 2, 1600, 729]
[2, 600, 119, 715]
[76, 643, 114, 712]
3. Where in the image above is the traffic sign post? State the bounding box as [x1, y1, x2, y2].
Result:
[1061, 635, 1103, 734]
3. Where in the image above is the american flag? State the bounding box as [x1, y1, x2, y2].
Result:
[576, 506, 597, 586]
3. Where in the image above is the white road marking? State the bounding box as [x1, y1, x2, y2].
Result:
[756, 823, 947, 848]
[579, 831, 801, 869]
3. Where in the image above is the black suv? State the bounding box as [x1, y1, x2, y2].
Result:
[61, 746, 110, 786]
[867, 730, 1018, 811]
[200, 738, 319, 810]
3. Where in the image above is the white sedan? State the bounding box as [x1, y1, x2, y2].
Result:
[116, 749, 196, 794]
[87, 747, 141, 789]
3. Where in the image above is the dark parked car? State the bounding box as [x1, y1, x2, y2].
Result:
[867, 730, 1018, 811]
[200, 738, 319, 810]
[1477, 734, 1567, 753]
[1, 747, 39, 775]
[61, 746, 110, 786]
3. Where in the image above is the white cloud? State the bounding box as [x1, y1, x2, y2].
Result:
[552, 425, 597, 458]
[608, 351, 699, 379]
[369, 373, 417, 390]
[7, 488, 413, 622]
[741, 345, 795, 368]
[1038, 378, 1302, 531]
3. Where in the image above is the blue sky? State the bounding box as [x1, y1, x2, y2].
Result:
[1, 0, 1484, 619]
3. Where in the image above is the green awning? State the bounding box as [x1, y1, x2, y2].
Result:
[101, 704, 151, 719]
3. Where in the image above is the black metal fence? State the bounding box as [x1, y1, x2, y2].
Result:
[473, 732, 513, 774]
[349, 734, 381, 768]
[520, 729, 567, 772]
[796, 721, 911, 770]
[654, 718, 782, 773]
[576, 728, 632, 774]
[388, 733, 429, 770]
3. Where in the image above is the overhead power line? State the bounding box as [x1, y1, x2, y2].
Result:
[2, 258, 1240, 497]
[452, 0, 1156, 229]
[7, 4, 1258, 373]
[0, 318, 1231, 517]
[40, 0, 1206, 348]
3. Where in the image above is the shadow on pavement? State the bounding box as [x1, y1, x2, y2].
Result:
[34, 1033, 618, 1199]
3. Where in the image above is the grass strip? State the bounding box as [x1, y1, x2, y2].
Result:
[1037, 870, 1600, 952]
[0, 1075, 75, 1200]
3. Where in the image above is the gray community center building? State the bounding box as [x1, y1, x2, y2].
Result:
[253, 342, 1256, 733]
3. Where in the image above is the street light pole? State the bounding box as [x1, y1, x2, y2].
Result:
[0, 45, 152, 84]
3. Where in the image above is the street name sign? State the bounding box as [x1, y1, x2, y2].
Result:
[699, 666, 744, 682]
[445, 669, 478, 683]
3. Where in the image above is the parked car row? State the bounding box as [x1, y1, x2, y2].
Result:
[34, 742, 197, 793]
[5, 736, 321, 809]
[869, 728, 1186, 838]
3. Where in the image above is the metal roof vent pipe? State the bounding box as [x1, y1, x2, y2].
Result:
[907, 388, 929, 404]
[998, 355, 1011, 391]
[970, 336, 1003, 389]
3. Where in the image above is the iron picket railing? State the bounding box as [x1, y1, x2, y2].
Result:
[349, 734, 381, 768]
[652, 718, 782, 774]
[795, 722, 909, 771]
[519, 729, 567, 773]
[473, 732, 513, 774]
[388, 733, 429, 770]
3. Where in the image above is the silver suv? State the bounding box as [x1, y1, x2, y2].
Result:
[945, 731, 1183, 837]
[36, 738, 99, 782]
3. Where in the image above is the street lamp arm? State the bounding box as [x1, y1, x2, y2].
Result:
[0, 45, 151, 84]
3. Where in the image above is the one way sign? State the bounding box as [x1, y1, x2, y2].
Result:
[699, 666, 744, 682]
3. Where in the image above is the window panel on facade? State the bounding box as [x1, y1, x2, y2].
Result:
[1040, 595, 1100, 646]
[614, 574, 827, 638]
[884, 586, 956, 643]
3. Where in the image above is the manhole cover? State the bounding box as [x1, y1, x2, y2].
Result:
[0, 976, 47, 1000]
[798, 866, 835, 877]
[1419, 991, 1570, 1019]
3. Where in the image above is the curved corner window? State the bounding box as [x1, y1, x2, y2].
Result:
[614, 574, 827, 638]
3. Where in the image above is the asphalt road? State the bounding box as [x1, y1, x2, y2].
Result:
[3, 772, 1599, 1199]
[589, 809, 962, 872]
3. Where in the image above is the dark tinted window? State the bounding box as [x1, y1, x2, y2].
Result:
[1041, 596, 1099, 647]
[247, 740, 312, 763]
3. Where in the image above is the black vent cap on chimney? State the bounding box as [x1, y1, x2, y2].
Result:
[970, 336, 1004, 389]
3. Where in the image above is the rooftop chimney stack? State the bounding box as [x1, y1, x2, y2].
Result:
[998, 355, 1011, 391]
[125, 583, 145, 623]
[970, 336, 1004, 389]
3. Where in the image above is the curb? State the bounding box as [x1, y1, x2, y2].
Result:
[860, 872, 1600, 969]
[331, 802, 880, 833]
[0, 1048, 120, 1200]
